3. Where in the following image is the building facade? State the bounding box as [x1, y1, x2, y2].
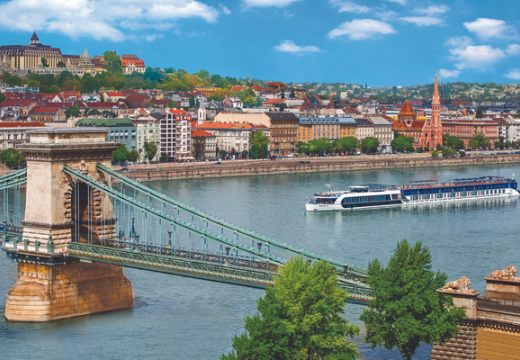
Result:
[134, 119, 160, 163]
[191, 129, 217, 161]
[0, 122, 46, 151]
[161, 109, 193, 161]
[194, 123, 270, 156]
[75, 118, 136, 151]
[267, 112, 299, 156]
[298, 116, 357, 142]
[355, 118, 375, 141]
[366, 116, 394, 152]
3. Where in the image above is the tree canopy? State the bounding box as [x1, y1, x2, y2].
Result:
[475, 105, 483, 119]
[468, 133, 491, 150]
[221, 257, 360, 360]
[143, 141, 158, 161]
[112, 144, 130, 163]
[391, 134, 415, 153]
[103, 51, 123, 74]
[249, 131, 269, 159]
[360, 137, 379, 154]
[360, 240, 466, 360]
[0, 148, 25, 169]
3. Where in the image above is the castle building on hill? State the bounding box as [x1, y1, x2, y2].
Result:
[0, 32, 145, 77]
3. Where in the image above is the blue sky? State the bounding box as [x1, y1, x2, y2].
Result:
[1, 0, 520, 86]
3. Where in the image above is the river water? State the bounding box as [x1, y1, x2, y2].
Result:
[1, 163, 520, 360]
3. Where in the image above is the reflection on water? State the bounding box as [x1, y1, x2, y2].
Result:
[1, 163, 519, 360]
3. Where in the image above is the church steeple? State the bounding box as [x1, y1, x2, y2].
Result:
[433, 69, 439, 101]
[30, 31, 40, 45]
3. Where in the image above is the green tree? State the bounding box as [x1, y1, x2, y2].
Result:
[189, 95, 195, 108]
[459, 150, 466, 157]
[219, 149, 227, 159]
[0, 93, 5, 103]
[167, 100, 178, 108]
[49, 84, 60, 93]
[65, 103, 81, 118]
[221, 257, 360, 360]
[391, 134, 415, 153]
[40, 57, 49, 68]
[160, 153, 168, 162]
[56, 61, 66, 68]
[0, 148, 26, 169]
[143, 141, 158, 161]
[494, 136, 505, 150]
[128, 149, 139, 162]
[249, 131, 269, 159]
[446, 135, 465, 150]
[468, 133, 491, 150]
[144, 102, 155, 108]
[432, 150, 439, 157]
[340, 136, 360, 153]
[103, 51, 123, 74]
[360, 240, 466, 360]
[475, 105, 483, 119]
[112, 144, 130, 163]
[442, 148, 457, 157]
[361, 137, 379, 154]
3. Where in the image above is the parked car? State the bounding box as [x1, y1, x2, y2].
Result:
[156, 167, 164, 171]
[215, 161, 222, 165]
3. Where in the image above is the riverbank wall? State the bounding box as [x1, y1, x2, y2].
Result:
[115, 154, 520, 182]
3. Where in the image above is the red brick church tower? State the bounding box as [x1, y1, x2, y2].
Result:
[420, 71, 443, 149]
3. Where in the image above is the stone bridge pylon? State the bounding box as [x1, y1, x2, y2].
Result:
[3, 128, 134, 322]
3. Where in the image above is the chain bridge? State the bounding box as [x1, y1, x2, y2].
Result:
[0, 128, 371, 322]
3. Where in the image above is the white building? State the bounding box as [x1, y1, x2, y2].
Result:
[367, 116, 394, 153]
[134, 117, 161, 163]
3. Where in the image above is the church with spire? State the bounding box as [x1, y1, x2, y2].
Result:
[392, 71, 444, 149]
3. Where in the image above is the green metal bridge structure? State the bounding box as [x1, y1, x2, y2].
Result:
[0, 165, 372, 304]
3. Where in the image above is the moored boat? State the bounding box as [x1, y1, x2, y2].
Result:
[305, 176, 519, 212]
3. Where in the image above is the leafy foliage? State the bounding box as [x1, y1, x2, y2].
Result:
[360, 240, 466, 360]
[249, 131, 269, 159]
[475, 105, 483, 119]
[468, 133, 491, 150]
[0, 148, 25, 169]
[103, 51, 123, 74]
[391, 134, 415, 152]
[40, 57, 49, 68]
[143, 141, 158, 161]
[112, 144, 130, 163]
[361, 137, 379, 154]
[432, 150, 439, 157]
[65, 103, 81, 118]
[222, 257, 360, 360]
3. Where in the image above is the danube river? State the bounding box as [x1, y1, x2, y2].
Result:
[1, 163, 520, 359]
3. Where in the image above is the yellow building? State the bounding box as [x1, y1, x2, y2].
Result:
[298, 116, 357, 142]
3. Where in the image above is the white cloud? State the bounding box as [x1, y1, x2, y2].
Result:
[415, 5, 449, 16]
[400, 5, 449, 27]
[449, 44, 519, 70]
[0, 0, 223, 41]
[445, 36, 473, 48]
[463, 18, 517, 40]
[274, 40, 320, 53]
[504, 69, 520, 80]
[507, 44, 520, 55]
[328, 19, 396, 40]
[220, 4, 231, 15]
[242, 0, 301, 7]
[400, 16, 443, 26]
[329, 0, 371, 14]
[386, 0, 406, 5]
[439, 69, 460, 78]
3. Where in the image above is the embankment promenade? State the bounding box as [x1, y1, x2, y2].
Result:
[113, 153, 520, 182]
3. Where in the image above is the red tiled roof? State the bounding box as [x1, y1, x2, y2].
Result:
[264, 99, 285, 105]
[195, 123, 256, 129]
[87, 102, 122, 108]
[398, 100, 416, 117]
[0, 99, 34, 107]
[192, 129, 216, 137]
[30, 107, 60, 114]
[102, 91, 124, 97]
[168, 109, 188, 115]
[126, 94, 148, 101]
[0, 122, 45, 128]
[121, 58, 145, 67]
[251, 85, 263, 91]
[231, 86, 246, 91]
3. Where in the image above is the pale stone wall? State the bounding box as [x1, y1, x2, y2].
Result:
[214, 113, 271, 127]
